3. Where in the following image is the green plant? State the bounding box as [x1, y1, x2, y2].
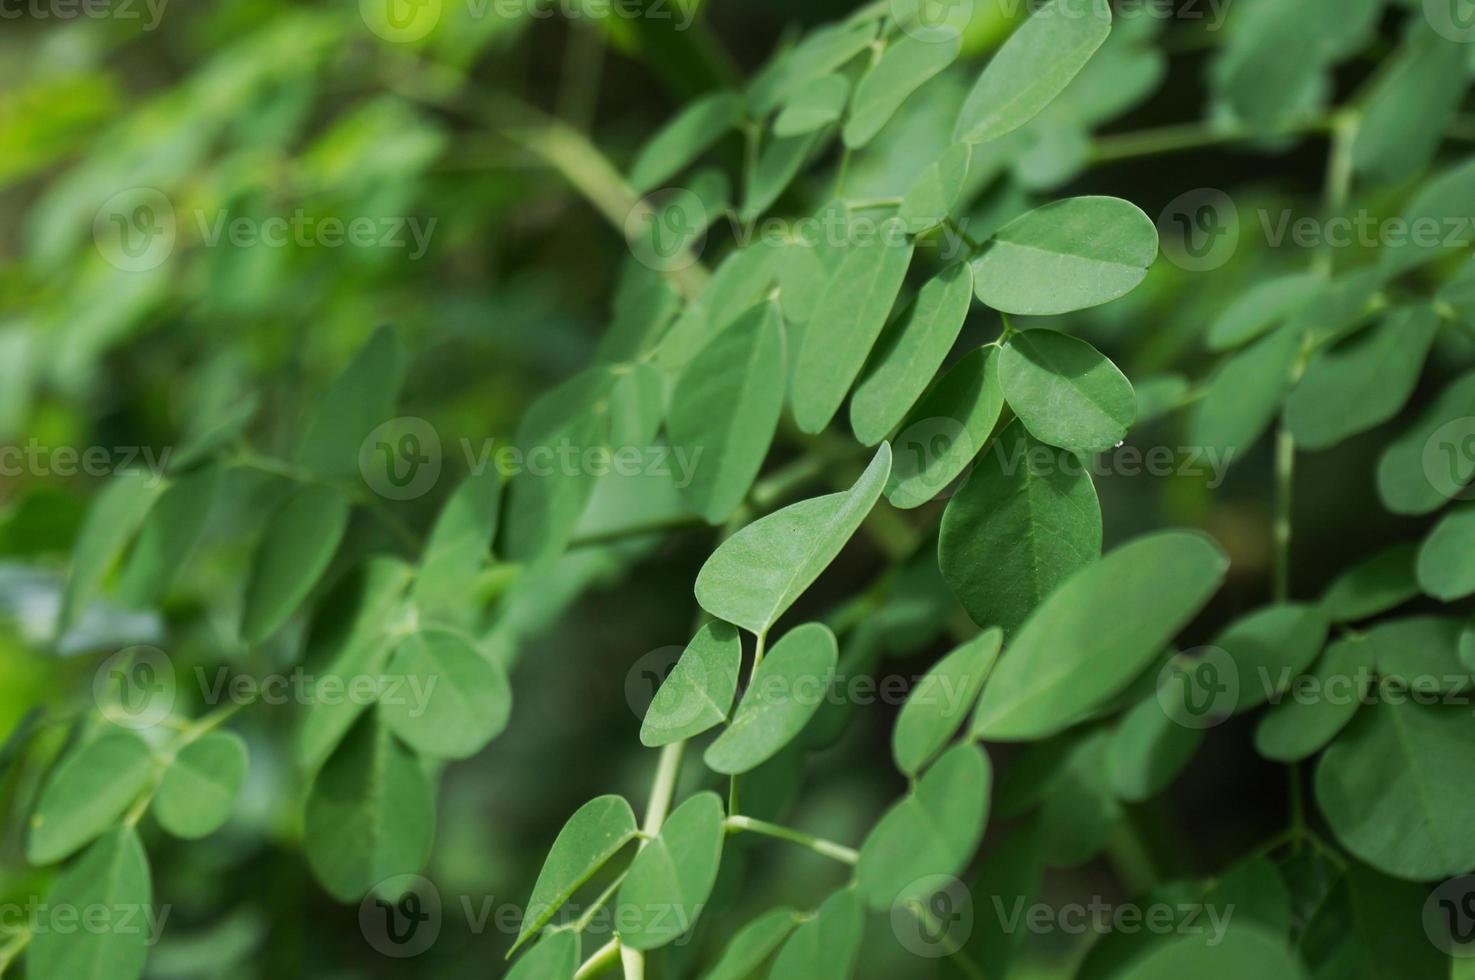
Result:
[10, 0, 1475, 977]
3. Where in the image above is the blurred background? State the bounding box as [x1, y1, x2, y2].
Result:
[1, 0, 1471, 977]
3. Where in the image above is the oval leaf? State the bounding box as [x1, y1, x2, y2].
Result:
[1000, 330, 1136, 454]
[28, 827, 152, 980]
[154, 731, 247, 840]
[893, 629, 1002, 777]
[616, 791, 725, 950]
[28, 729, 154, 866]
[241, 483, 351, 644]
[513, 794, 638, 954]
[641, 622, 744, 747]
[380, 627, 511, 759]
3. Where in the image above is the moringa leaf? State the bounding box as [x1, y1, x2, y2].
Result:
[1416, 505, 1475, 601]
[704, 623, 838, 774]
[694, 444, 891, 634]
[954, 0, 1112, 145]
[1316, 699, 1475, 880]
[28, 729, 154, 865]
[892, 629, 1001, 777]
[939, 422, 1102, 636]
[1320, 543, 1420, 623]
[629, 90, 743, 193]
[505, 930, 579, 980]
[116, 464, 220, 607]
[1352, 19, 1469, 184]
[887, 346, 1005, 509]
[153, 731, 247, 840]
[1000, 329, 1136, 454]
[513, 794, 639, 954]
[1106, 694, 1202, 802]
[640, 622, 743, 747]
[850, 262, 974, 446]
[240, 483, 351, 644]
[379, 627, 511, 759]
[616, 791, 725, 950]
[303, 712, 434, 902]
[668, 302, 787, 524]
[697, 906, 800, 980]
[897, 142, 972, 235]
[295, 325, 405, 481]
[61, 469, 165, 631]
[774, 74, 850, 137]
[971, 530, 1228, 741]
[1206, 270, 1322, 352]
[1117, 922, 1305, 979]
[769, 887, 864, 980]
[28, 827, 152, 980]
[1254, 636, 1370, 763]
[972, 197, 1157, 316]
[412, 468, 501, 618]
[1378, 369, 1475, 515]
[844, 29, 960, 149]
[742, 128, 824, 223]
[792, 219, 914, 433]
[1381, 156, 1475, 276]
[1190, 322, 1302, 462]
[1213, 603, 1330, 715]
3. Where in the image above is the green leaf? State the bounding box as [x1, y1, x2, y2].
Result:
[972, 530, 1228, 741]
[240, 483, 351, 644]
[897, 141, 972, 236]
[629, 90, 743, 193]
[28, 827, 151, 980]
[1213, 603, 1330, 715]
[659, 244, 784, 371]
[1206, 271, 1322, 352]
[1190, 322, 1302, 461]
[694, 444, 891, 634]
[1117, 923, 1304, 979]
[892, 630, 1002, 777]
[379, 628, 511, 759]
[704, 622, 838, 774]
[792, 219, 915, 432]
[153, 731, 247, 840]
[741, 128, 824, 223]
[850, 263, 975, 446]
[295, 325, 405, 480]
[28, 729, 153, 865]
[1130, 373, 1190, 423]
[1285, 306, 1439, 451]
[843, 29, 960, 149]
[1254, 636, 1369, 763]
[116, 464, 220, 607]
[1316, 699, 1475, 880]
[1417, 505, 1475, 600]
[1366, 616, 1468, 695]
[61, 469, 165, 630]
[769, 887, 864, 980]
[505, 930, 579, 980]
[1378, 368, 1475, 515]
[1352, 21, 1470, 184]
[1381, 156, 1475, 276]
[1283, 266, 1384, 346]
[774, 74, 850, 138]
[616, 791, 725, 950]
[886, 346, 1005, 509]
[171, 393, 258, 471]
[697, 906, 799, 980]
[748, 20, 878, 116]
[1000, 329, 1136, 454]
[303, 712, 434, 902]
[668, 302, 787, 523]
[972, 196, 1156, 316]
[954, 0, 1113, 145]
[939, 421, 1102, 636]
[513, 794, 639, 954]
[1319, 543, 1419, 623]
[412, 468, 501, 618]
[1106, 695, 1203, 802]
[856, 742, 991, 910]
[297, 559, 414, 769]
[640, 622, 743, 747]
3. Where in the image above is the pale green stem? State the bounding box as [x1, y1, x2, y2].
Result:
[724, 814, 859, 865]
[574, 937, 621, 980]
[620, 944, 645, 980]
[642, 741, 684, 837]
